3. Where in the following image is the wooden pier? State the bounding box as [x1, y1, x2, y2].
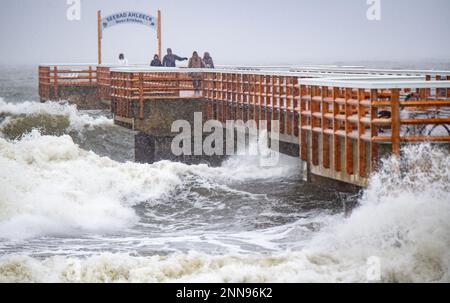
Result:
[38, 64, 450, 187]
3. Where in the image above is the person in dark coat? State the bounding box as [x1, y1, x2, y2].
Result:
[162, 48, 188, 67]
[150, 54, 162, 67]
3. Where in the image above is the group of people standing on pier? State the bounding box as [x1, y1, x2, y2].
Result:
[118, 48, 214, 91]
[150, 48, 214, 69]
[150, 48, 214, 90]
[118, 48, 214, 68]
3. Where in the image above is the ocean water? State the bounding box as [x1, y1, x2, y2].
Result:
[0, 65, 449, 283]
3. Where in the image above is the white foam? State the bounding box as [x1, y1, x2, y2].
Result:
[0, 98, 113, 131]
[0, 130, 300, 240]
[217, 131, 301, 180]
[0, 131, 190, 239]
[308, 144, 450, 282]
[0, 131, 448, 282]
[0, 251, 364, 283]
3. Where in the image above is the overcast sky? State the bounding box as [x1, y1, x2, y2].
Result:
[0, 0, 449, 65]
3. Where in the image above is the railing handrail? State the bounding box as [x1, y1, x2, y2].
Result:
[107, 66, 450, 79]
[290, 66, 450, 76]
[39, 63, 99, 67]
[39, 64, 450, 90]
[297, 79, 450, 89]
[39, 64, 450, 81]
[40, 63, 450, 75]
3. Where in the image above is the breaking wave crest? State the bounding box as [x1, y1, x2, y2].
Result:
[0, 98, 112, 137]
[0, 131, 187, 239]
[0, 131, 300, 240]
[309, 144, 450, 282]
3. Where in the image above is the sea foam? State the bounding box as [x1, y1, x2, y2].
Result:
[0, 118, 448, 282]
[0, 98, 112, 132]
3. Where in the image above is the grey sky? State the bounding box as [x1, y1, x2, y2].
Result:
[0, 0, 449, 65]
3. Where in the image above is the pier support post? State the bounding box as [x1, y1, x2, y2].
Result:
[131, 98, 225, 166]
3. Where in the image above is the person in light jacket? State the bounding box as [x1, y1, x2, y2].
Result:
[188, 51, 205, 90]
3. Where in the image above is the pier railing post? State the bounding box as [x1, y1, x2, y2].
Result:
[357, 88, 366, 177]
[139, 73, 144, 119]
[88, 66, 93, 84]
[332, 87, 341, 172]
[391, 88, 401, 157]
[311, 86, 319, 166]
[370, 89, 379, 172]
[293, 77, 299, 137]
[53, 66, 58, 99]
[299, 85, 307, 161]
[447, 76, 450, 98]
[436, 75, 442, 97]
[322, 86, 330, 169]
[344, 88, 353, 175]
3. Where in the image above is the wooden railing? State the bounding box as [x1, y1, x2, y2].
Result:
[203, 73, 300, 136]
[203, 73, 450, 178]
[110, 70, 201, 118]
[97, 66, 111, 100]
[296, 81, 450, 178]
[38, 64, 97, 100]
[38, 66, 51, 99]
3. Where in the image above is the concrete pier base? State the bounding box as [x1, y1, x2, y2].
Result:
[135, 132, 225, 166]
[40, 85, 108, 110]
[131, 98, 227, 165]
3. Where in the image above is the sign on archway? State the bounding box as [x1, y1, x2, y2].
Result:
[97, 10, 162, 64]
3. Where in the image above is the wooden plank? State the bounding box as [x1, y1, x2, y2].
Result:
[237, 73, 242, 121]
[425, 75, 431, 97]
[391, 89, 401, 156]
[400, 118, 450, 125]
[139, 73, 144, 119]
[249, 75, 254, 122]
[300, 85, 307, 161]
[333, 87, 341, 172]
[311, 86, 319, 166]
[279, 76, 285, 134]
[266, 76, 272, 131]
[369, 89, 379, 173]
[357, 89, 366, 177]
[373, 135, 450, 142]
[53, 66, 58, 98]
[448, 76, 450, 98]
[286, 77, 292, 135]
[322, 86, 330, 169]
[400, 100, 450, 107]
[227, 74, 231, 121]
[258, 74, 263, 124]
[345, 88, 353, 175]
[400, 136, 450, 142]
[436, 75, 442, 97]
[221, 73, 225, 122]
